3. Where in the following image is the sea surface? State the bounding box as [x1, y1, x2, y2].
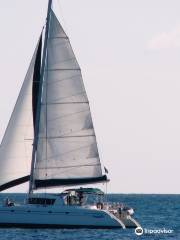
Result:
[0, 194, 179, 240]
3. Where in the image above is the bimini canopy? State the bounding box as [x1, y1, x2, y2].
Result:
[62, 188, 104, 195]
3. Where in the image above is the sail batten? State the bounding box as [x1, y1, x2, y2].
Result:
[41, 102, 89, 104]
[36, 164, 101, 170]
[37, 135, 95, 139]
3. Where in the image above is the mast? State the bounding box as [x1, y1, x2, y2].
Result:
[29, 0, 52, 194]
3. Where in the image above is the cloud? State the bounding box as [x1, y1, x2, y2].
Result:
[147, 25, 180, 50]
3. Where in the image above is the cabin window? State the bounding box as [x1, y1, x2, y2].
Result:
[28, 198, 55, 205]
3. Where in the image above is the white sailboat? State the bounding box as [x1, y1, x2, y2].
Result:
[0, 0, 140, 228]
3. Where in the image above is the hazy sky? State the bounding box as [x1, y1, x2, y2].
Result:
[0, 0, 180, 193]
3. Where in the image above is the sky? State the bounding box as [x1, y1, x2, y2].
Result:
[0, 0, 180, 194]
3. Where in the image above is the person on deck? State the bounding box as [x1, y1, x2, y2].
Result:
[78, 191, 84, 206]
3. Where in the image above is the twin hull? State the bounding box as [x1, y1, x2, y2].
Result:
[0, 205, 124, 228]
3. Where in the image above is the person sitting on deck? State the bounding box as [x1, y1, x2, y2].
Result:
[66, 193, 72, 205]
[5, 197, 14, 207]
[78, 191, 84, 206]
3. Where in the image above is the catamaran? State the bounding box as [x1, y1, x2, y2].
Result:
[0, 0, 140, 228]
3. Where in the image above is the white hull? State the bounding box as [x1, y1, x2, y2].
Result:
[0, 204, 139, 229]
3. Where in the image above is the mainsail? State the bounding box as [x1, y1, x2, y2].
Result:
[0, 2, 107, 192]
[33, 10, 107, 189]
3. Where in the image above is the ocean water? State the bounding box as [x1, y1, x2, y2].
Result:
[0, 194, 179, 240]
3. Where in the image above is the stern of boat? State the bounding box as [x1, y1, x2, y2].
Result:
[105, 204, 141, 228]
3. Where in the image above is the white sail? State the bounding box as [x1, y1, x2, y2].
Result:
[33, 11, 106, 188]
[0, 45, 39, 189]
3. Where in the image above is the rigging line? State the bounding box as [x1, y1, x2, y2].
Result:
[36, 163, 101, 170]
